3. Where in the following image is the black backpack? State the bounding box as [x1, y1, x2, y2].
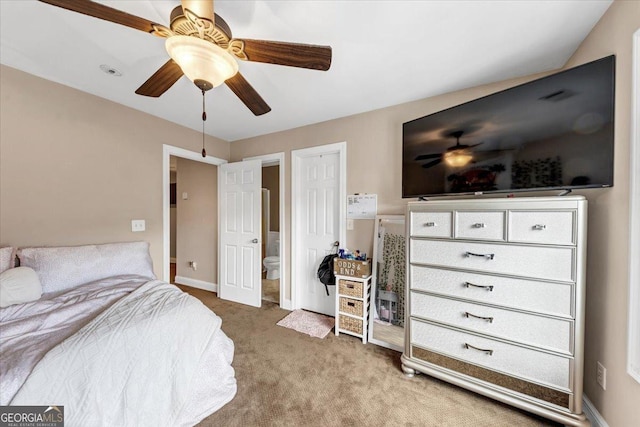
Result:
[317, 254, 338, 296]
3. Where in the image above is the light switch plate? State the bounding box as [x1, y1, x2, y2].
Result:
[131, 219, 145, 232]
[347, 219, 354, 230]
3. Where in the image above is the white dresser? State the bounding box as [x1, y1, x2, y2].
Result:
[401, 196, 589, 427]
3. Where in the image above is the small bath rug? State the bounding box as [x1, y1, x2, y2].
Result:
[276, 309, 335, 339]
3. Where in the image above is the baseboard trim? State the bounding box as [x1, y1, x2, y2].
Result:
[175, 275, 217, 293]
[281, 299, 292, 310]
[583, 395, 609, 427]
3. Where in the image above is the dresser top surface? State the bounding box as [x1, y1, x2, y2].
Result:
[407, 195, 586, 211]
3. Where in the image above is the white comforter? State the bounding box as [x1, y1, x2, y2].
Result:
[0, 277, 236, 426]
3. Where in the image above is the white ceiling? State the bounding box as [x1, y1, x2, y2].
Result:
[0, 0, 612, 142]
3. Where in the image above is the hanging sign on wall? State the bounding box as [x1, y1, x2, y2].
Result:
[347, 194, 377, 219]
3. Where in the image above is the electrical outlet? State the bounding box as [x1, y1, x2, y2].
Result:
[597, 361, 607, 390]
[131, 219, 145, 232]
[189, 261, 197, 271]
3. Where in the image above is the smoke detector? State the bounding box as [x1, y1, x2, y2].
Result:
[100, 64, 122, 77]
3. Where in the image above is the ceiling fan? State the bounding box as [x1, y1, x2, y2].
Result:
[38, 0, 333, 116]
[415, 130, 483, 168]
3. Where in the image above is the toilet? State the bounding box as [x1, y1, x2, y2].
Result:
[263, 237, 280, 280]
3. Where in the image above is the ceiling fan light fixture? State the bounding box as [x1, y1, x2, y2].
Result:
[165, 35, 238, 90]
[444, 151, 473, 167]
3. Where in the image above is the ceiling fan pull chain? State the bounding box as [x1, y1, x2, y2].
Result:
[202, 89, 207, 157]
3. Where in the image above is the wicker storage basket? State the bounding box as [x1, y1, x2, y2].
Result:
[339, 315, 363, 335]
[338, 279, 364, 298]
[339, 297, 363, 316]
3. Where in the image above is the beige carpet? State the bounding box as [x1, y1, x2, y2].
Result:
[179, 286, 559, 427]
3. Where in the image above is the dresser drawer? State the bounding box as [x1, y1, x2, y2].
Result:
[508, 211, 576, 245]
[455, 211, 505, 241]
[410, 266, 573, 317]
[410, 292, 573, 354]
[410, 239, 574, 282]
[410, 211, 452, 238]
[410, 319, 571, 389]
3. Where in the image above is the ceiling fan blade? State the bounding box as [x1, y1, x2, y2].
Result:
[415, 153, 442, 161]
[238, 39, 332, 71]
[455, 142, 484, 151]
[135, 60, 184, 98]
[38, 0, 169, 36]
[214, 13, 232, 39]
[181, 0, 214, 22]
[422, 159, 442, 169]
[466, 142, 484, 149]
[225, 72, 271, 116]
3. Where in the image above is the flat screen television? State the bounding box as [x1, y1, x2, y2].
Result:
[402, 55, 615, 198]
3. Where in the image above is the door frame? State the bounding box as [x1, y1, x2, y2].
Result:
[291, 141, 347, 310]
[243, 152, 288, 309]
[628, 28, 640, 384]
[162, 144, 227, 284]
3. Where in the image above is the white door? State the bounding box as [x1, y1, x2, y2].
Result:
[295, 151, 342, 316]
[218, 159, 262, 307]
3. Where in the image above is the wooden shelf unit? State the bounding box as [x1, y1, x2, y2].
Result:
[334, 274, 371, 343]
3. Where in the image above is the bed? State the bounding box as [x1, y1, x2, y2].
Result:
[0, 242, 237, 426]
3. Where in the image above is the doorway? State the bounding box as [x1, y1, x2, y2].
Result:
[261, 167, 280, 305]
[291, 142, 346, 316]
[244, 152, 287, 309]
[162, 145, 226, 286]
[169, 158, 177, 284]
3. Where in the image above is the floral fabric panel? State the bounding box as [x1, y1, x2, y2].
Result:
[378, 233, 406, 327]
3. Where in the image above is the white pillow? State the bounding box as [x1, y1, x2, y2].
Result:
[17, 241, 156, 294]
[0, 266, 42, 307]
[0, 247, 15, 273]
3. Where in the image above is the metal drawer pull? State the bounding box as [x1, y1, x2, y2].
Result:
[464, 281, 494, 291]
[532, 224, 546, 230]
[464, 343, 494, 356]
[472, 223, 486, 228]
[465, 251, 495, 260]
[464, 311, 494, 323]
[424, 222, 436, 227]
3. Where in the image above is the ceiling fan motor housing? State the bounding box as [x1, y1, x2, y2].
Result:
[195, 79, 214, 91]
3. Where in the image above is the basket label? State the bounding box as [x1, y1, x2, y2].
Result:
[334, 259, 368, 277]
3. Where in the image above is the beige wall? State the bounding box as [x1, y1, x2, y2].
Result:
[230, 72, 552, 302]
[0, 65, 230, 277]
[230, 1, 639, 423]
[175, 158, 217, 284]
[562, 1, 640, 426]
[262, 165, 280, 232]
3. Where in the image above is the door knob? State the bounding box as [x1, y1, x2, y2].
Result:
[251, 238, 259, 244]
